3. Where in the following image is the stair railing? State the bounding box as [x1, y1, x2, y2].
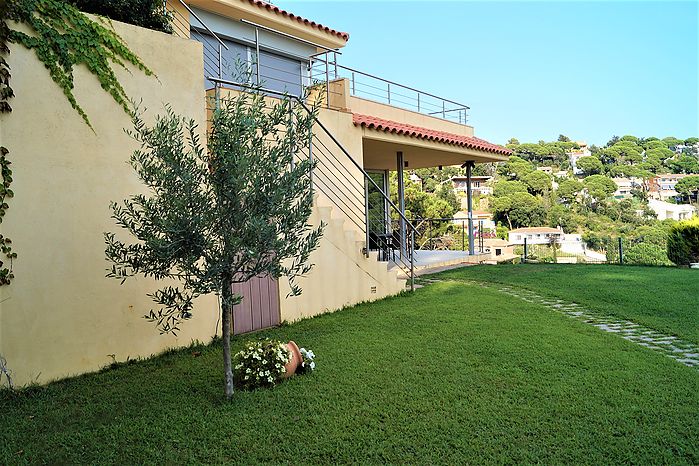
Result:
[166, 1, 416, 290]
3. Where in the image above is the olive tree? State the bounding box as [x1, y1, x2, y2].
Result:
[105, 92, 323, 399]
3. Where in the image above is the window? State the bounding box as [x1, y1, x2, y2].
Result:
[197, 31, 305, 97]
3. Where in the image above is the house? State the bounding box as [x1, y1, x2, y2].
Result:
[508, 227, 564, 245]
[567, 141, 591, 175]
[450, 175, 493, 196]
[453, 210, 496, 233]
[481, 238, 516, 262]
[537, 166, 553, 175]
[612, 177, 642, 199]
[1, 0, 511, 386]
[647, 199, 697, 221]
[649, 174, 691, 200]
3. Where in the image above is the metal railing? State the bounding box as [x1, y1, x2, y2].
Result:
[166, 1, 447, 288]
[519, 236, 674, 266]
[408, 218, 489, 252]
[311, 50, 470, 124]
[168, 1, 469, 126]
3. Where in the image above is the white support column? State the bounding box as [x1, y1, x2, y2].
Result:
[397, 151, 406, 258]
[466, 161, 475, 255]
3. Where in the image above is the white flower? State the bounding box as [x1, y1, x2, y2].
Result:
[268, 376, 274, 382]
[246, 368, 251, 374]
[262, 360, 267, 365]
[309, 362, 315, 370]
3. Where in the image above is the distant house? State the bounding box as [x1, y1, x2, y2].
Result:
[567, 141, 591, 176]
[450, 175, 493, 196]
[508, 227, 564, 245]
[482, 238, 515, 261]
[409, 173, 422, 184]
[453, 210, 495, 232]
[612, 177, 642, 199]
[537, 166, 553, 175]
[649, 174, 691, 200]
[648, 199, 697, 221]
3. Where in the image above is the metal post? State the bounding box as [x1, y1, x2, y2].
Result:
[466, 161, 475, 255]
[308, 126, 314, 195]
[479, 220, 484, 253]
[333, 51, 338, 79]
[289, 105, 295, 170]
[364, 178, 370, 257]
[351, 72, 355, 95]
[325, 52, 330, 107]
[410, 229, 415, 292]
[254, 27, 261, 84]
[524, 237, 528, 263]
[417, 93, 420, 112]
[462, 220, 465, 251]
[397, 151, 406, 258]
[442, 101, 446, 119]
[427, 220, 431, 249]
[387, 83, 391, 104]
[618, 237, 624, 265]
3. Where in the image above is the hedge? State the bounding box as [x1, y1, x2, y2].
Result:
[667, 217, 699, 266]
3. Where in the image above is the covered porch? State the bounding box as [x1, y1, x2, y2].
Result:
[354, 113, 511, 273]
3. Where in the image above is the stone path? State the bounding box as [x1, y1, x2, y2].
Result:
[420, 278, 699, 370]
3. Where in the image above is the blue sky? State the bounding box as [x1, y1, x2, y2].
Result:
[275, 0, 698, 146]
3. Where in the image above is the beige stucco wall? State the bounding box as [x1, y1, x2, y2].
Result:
[0, 20, 219, 387]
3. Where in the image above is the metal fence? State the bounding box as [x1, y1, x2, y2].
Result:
[519, 237, 674, 266]
[409, 218, 491, 252]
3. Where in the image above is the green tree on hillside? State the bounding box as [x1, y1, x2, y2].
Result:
[522, 170, 552, 194]
[492, 192, 546, 229]
[576, 156, 603, 176]
[675, 176, 699, 202]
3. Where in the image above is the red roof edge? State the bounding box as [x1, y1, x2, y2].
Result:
[352, 114, 512, 156]
[246, 0, 349, 41]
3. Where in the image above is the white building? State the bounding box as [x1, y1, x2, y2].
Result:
[649, 174, 690, 200]
[452, 210, 496, 232]
[648, 199, 697, 221]
[450, 176, 493, 196]
[567, 141, 591, 176]
[508, 227, 563, 245]
[612, 177, 642, 199]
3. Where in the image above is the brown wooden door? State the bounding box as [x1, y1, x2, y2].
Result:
[231, 275, 280, 334]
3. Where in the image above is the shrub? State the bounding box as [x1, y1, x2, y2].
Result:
[67, 0, 172, 33]
[233, 339, 291, 390]
[667, 218, 699, 266]
[624, 242, 672, 266]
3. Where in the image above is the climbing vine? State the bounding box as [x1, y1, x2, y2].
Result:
[4, 0, 155, 128]
[0, 0, 157, 285]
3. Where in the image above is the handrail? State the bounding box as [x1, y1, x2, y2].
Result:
[240, 19, 341, 54]
[208, 76, 418, 233]
[330, 61, 470, 110]
[177, 0, 228, 50]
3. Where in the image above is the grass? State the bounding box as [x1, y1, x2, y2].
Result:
[435, 264, 699, 345]
[2, 280, 698, 464]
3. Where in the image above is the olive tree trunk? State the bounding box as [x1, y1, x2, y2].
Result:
[221, 277, 234, 399]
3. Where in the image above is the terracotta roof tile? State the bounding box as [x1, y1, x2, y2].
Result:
[352, 114, 512, 156]
[246, 0, 349, 41]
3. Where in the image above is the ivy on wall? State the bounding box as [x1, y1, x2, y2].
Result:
[5, 0, 155, 128]
[0, 0, 157, 285]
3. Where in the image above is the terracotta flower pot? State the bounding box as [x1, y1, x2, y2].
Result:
[282, 340, 302, 379]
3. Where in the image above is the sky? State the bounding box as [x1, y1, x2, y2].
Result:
[275, 0, 698, 146]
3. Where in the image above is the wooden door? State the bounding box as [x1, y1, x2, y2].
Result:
[231, 275, 280, 334]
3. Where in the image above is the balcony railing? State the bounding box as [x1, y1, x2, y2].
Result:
[311, 51, 470, 125]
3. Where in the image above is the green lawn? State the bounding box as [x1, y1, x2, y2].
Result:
[435, 264, 699, 345]
[2, 280, 698, 464]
